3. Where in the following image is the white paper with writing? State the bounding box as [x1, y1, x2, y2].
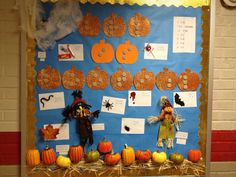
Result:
[101, 96, 126, 115]
[56, 145, 70, 155]
[92, 123, 105, 131]
[44, 123, 69, 140]
[173, 16, 196, 53]
[175, 131, 188, 139]
[38, 51, 46, 61]
[39, 92, 65, 110]
[128, 91, 151, 106]
[58, 44, 84, 61]
[176, 138, 187, 145]
[121, 118, 145, 134]
[173, 91, 197, 108]
[144, 43, 168, 60]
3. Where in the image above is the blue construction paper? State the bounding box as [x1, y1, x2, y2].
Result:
[35, 2, 202, 158]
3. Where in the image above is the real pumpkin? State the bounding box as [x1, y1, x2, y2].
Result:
[26, 149, 40, 167]
[91, 39, 114, 63]
[97, 137, 112, 154]
[121, 144, 135, 166]
[56, 155, 71, 168]
[135, 149, 152, 162]
[41, 145, 57, 165]
[152, 151, 167, 164]
[69, 145, 84, 163]
[85, 149, 100, 163]
[169, 152, 184, 165]
[188, 149, 202, 163]
[104, 152, 121, 166]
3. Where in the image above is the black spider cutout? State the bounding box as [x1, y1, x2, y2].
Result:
[102, 99, 114, 111]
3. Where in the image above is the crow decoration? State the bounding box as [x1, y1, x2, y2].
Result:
[62, 90, 100, 147]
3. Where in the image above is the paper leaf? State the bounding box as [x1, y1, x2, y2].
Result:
[41, 124, 60, 140]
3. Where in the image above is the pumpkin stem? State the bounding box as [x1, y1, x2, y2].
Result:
[124, 144, 128, 148]
[100, 39, 105, 44]
[45, 144, 49, 150]
[103, 137, 106, 142]
[157, 150, 160, 153]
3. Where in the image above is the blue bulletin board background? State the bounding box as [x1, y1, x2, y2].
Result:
[35, 2, 202, 158]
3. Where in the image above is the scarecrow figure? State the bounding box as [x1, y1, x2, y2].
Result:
[147, 96, 182, 149]
[62, 90, 100, 147]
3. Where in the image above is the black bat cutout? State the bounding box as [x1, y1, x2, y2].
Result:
[174, 93, 185, 106]
[40, 95, 54, 108]
[124, 125, 130, 132]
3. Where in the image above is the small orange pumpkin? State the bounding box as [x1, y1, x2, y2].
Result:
[97, 137, 112, 154]
[177, 68, 200, 91]
[111, 68, 133, 90]
[91, 39, 114, 63]
[62, 66, 86, 90]
[104, 152, 121, 166]
[135, 149, 152, 162]
[128, 13, 150, 37]
[78, 12, 101, 36]
[156, 68, 177, 90]
[121, 144, 135, 166]
[116, 40, 138, 64]
[69, 145, 84, 163]
[37, 65, 61, 89]
[188, 149, 202, 163]
[87, 67, 109, 90]
[104, 13, 126, 37]
[26, 149, 40, 167]
[41, 145, 57, 165]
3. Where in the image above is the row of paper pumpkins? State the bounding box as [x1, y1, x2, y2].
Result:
[26, 138, 202, 168]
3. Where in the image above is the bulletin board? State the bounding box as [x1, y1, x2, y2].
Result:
[23, 0, 212, 176]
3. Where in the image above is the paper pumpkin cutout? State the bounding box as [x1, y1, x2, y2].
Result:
[134, 68, 155, 90]
[104, 13, 126, 37]
[156, 68, 178, 90]
[128, 13, 150, 37]
[111, 68, 133, 90]
[87, 67, 109, 90]
[91, 39, 114, 63]
[78, 12, 101, 36]
[116, 40, 138, 64]
[177, 68, 200, 91]
[62, 66, 86, 90]
[40, 124, 59, 140]
[37, 65, 61, 89]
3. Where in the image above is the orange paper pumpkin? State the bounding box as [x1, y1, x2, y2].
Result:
[177, 68, 200, 91]
[111, 68, 133, 90]
[87, 67, 109, 90]
[91, 40, 114, 63]
[69, 145, 84, 163]
[37, 65, 61, 89]
[135, 149, 152, 162]
[26, 149, 41, 167]
[104, 153, 121, 166]
[156, 68, 178, 90]
[78, 12, 101, 36]
[62, 66, 86, 90]
[104, 13, 126, 37]
[116, 40, 138, 64]
[128, 13, 150, 37]
[41, 146, 57, 165]
[188, 149, 202, 163]
[134, 68, 155, 90]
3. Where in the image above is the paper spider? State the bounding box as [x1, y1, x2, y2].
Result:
[103, 100, 114, 111]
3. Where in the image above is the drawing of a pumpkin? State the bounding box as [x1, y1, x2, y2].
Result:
[134, 68, 155, 90]
[128, 13, 150, 37]
[41, 145, 57, 165]
[56, 155, 71, 168]
[104, 152, 121, 166]
[26, 149, 41, 167]
[188, 149, 202, 163]
[111, 68, 133, 90]
[78, 12, 101, 36]
[37, 65, 61, 89]
[91, 39, 114, 63]
[116, 40, 138, 64]
[104, 13, 126, 37]
[121, 144, 135, 166]
[87, 67, 109, 90]
[62, 66, 86, 90]
[69, 145, 84, 163]
[97, 137, 112, 154]
[156, 68, 178, 90]
[177, 68, 200, 91]
[135, 149, 152, 162]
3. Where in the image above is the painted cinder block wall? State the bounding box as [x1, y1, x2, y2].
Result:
[0, 0, 235, 176]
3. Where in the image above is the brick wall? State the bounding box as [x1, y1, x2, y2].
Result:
[0, 0, 236, 177]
